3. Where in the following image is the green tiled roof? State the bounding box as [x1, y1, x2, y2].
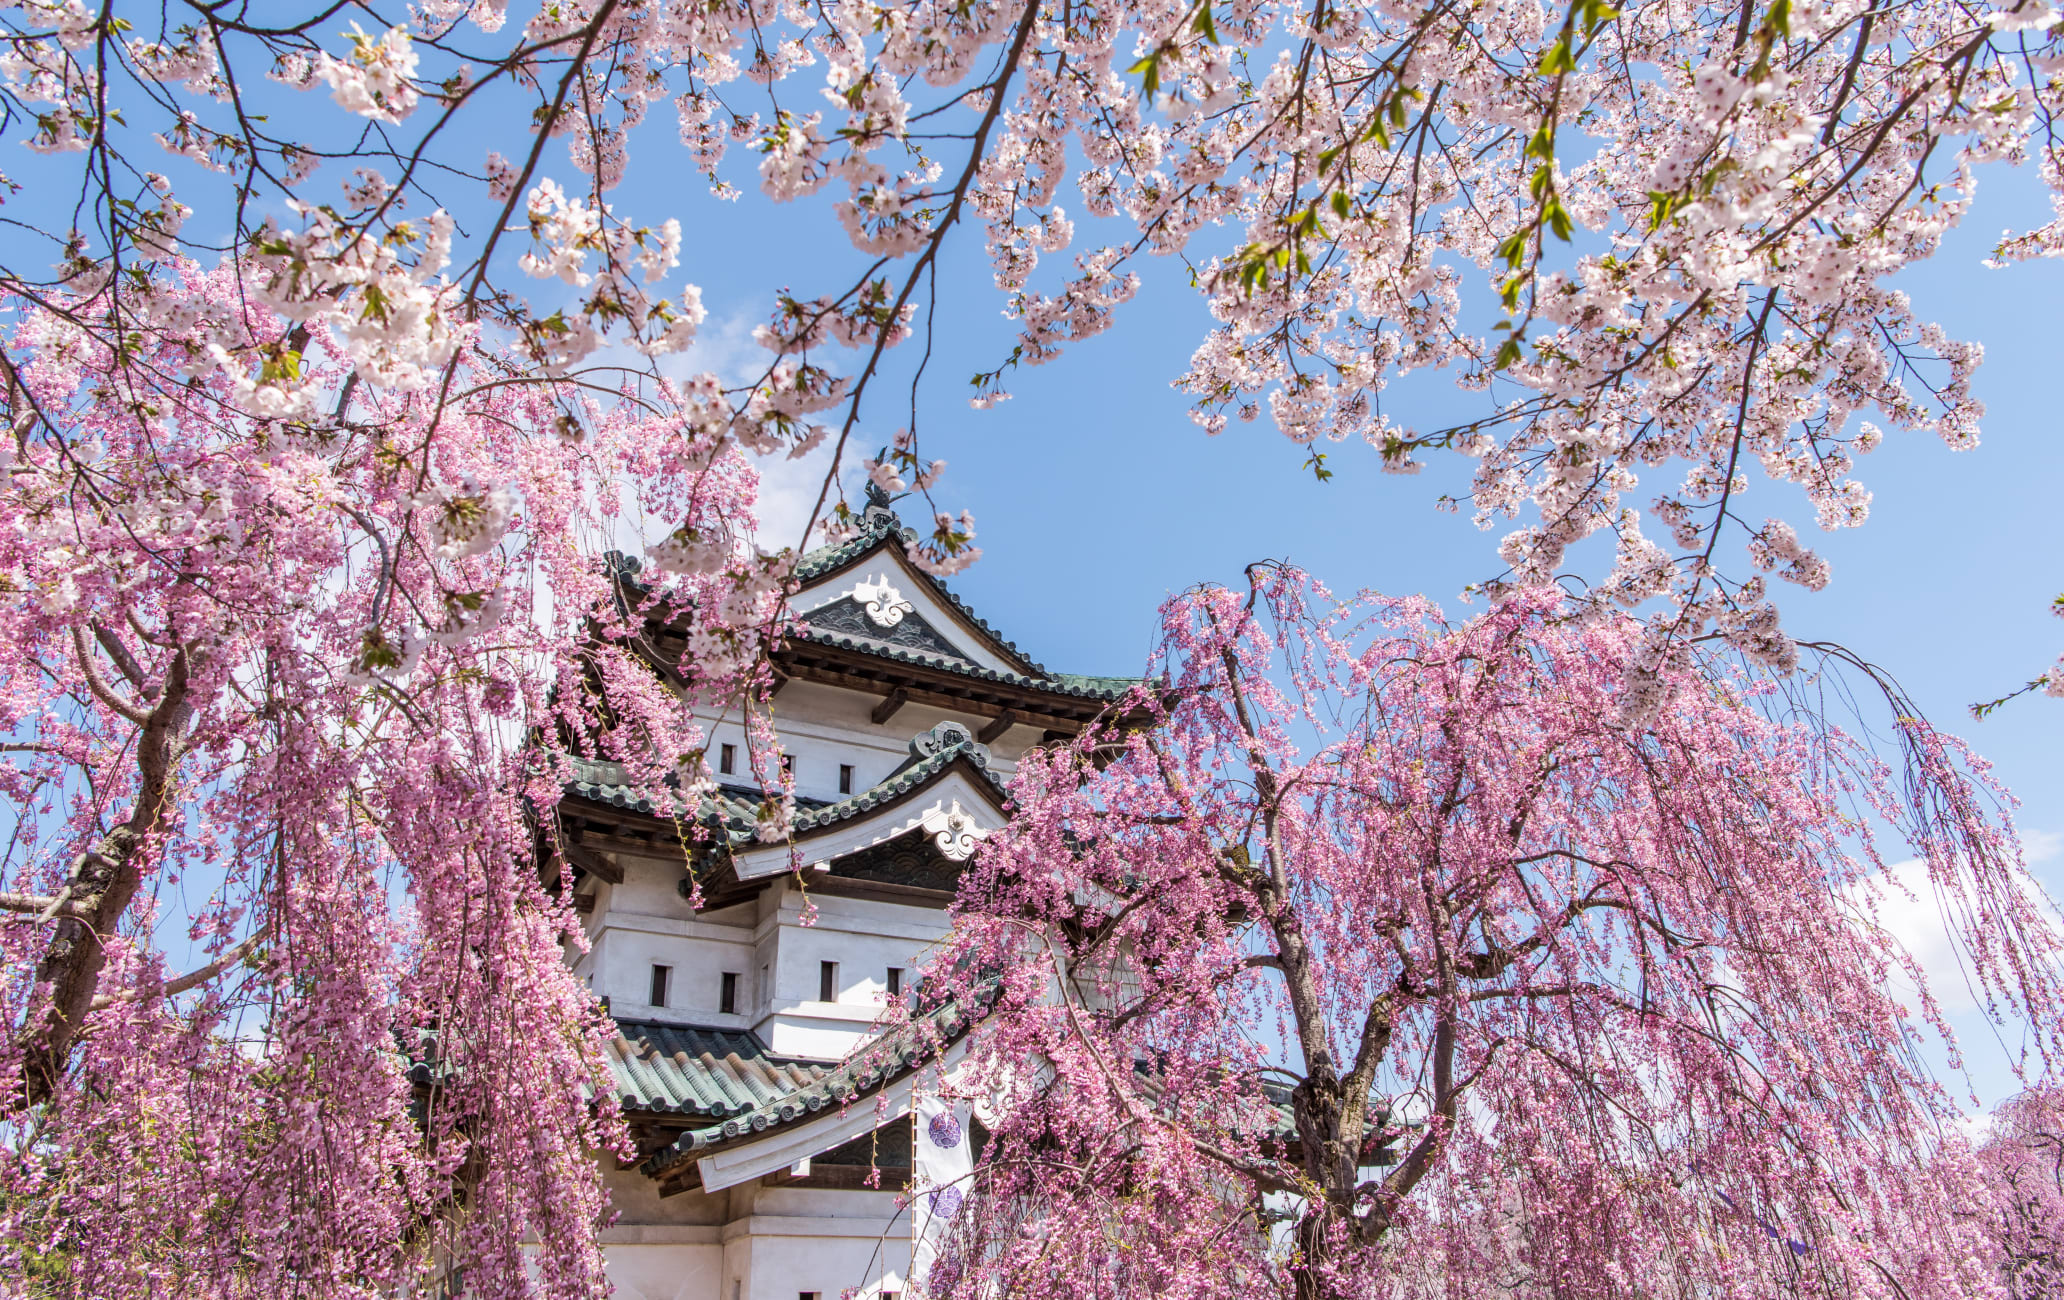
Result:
[560, 735, 1005, 848]
[795, 625, 1137, 702]
[564, 759, 688, 818]
[640, 980, 1000, 1177]
[793, 506, 1061, 680]
[608, 1020, 831, 1118]
[1050, 673, 1146, 693]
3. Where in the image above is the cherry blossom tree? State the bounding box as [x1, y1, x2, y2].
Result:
[0, 0, 2061, 703]
[921, 565, 2064, 1300]
[2, 0, 2062, 1293]
[0, 259, 785, 1296]
[1978, 1086, 2064, 1298]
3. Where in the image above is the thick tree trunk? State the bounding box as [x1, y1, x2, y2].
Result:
[1292, 1200, 1363, 1300]
[15, 646, 190, 1108]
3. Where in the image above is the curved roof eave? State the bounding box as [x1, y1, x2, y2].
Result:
[639, 981, 999, 1182]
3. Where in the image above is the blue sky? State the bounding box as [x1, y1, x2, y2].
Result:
[650, 136, 2064, 1110]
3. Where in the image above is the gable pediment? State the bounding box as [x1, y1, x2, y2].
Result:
[729, 760, 1007, 881]
[823, 827, 966, 893]
[790, 518, 1037, 675]
[795, 592, 966, 662]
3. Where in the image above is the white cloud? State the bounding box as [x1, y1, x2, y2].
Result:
[654, 308, 862, 554]
[667, 309, 763, 389]
[1851, 832, 2064, 1015]
[1955, 1107, 1998, 1146]
[1863, 858, 1983, 1013]
[2021, 827, 2064, 867]
[753, 437, 856, 555]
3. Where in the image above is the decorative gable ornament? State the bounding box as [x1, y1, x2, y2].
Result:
[851, 575, 915, 629]
[924, 800, 984, 862]
[910, 721, 988, 767]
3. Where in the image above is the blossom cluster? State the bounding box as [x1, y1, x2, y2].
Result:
[0, 0, 2060, 1290]
[0, 259, 786, 1298]
[925, 567, 2064, 1300]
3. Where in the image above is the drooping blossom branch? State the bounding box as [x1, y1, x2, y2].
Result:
[922, 564, 2064, 1300]
[0, 261, 782, 1297]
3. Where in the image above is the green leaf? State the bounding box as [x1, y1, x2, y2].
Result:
[1129, 53, 1162, 99]
[1192, 1, 1219, 43]
[1645, 190, 1679, 231]
[1330, 190, 1352, 219]
[1537, 36, 1574, 75]
[1493, 337, 1524, 370]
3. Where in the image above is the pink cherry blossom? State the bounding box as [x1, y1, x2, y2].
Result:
[0, 259, 784, 1298]
[923, 565, 2064, 1300]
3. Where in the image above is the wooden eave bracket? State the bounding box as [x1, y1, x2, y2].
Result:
[560, 835, 625, 885]
[871, 687, 909, 726]
[976, 709, 1018, 745]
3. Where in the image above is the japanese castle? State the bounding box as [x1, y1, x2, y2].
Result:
[553, 493, 1137, 1300]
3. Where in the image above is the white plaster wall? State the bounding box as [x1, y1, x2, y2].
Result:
[603, 1178, 910, 1300]
[756, 886, 951, 1060]
[578, 855, 760, 1017]
[609, 851, 704, 919]
[728, 1186, 911, 1300]
[602, 1236, 723, 1300]
[590, 914, 757, 1022]
[695, 680, 1037, 808]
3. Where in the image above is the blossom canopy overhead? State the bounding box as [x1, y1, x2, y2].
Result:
[0, 0, 2060, 694]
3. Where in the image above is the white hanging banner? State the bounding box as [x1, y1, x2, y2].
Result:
[910, 1093, 973, 1294]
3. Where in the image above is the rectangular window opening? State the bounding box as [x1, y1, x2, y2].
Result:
[781, 753, 794, 777]
[649, 964, 671, 1008]
[719, 743, 736, 776]
[800, 1293, 821, 1300]
[838, 763, 854, 795]
[886, 967, 903, 998]
[819, 961, 838, 1004]
[720, 971, 739, 1015]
